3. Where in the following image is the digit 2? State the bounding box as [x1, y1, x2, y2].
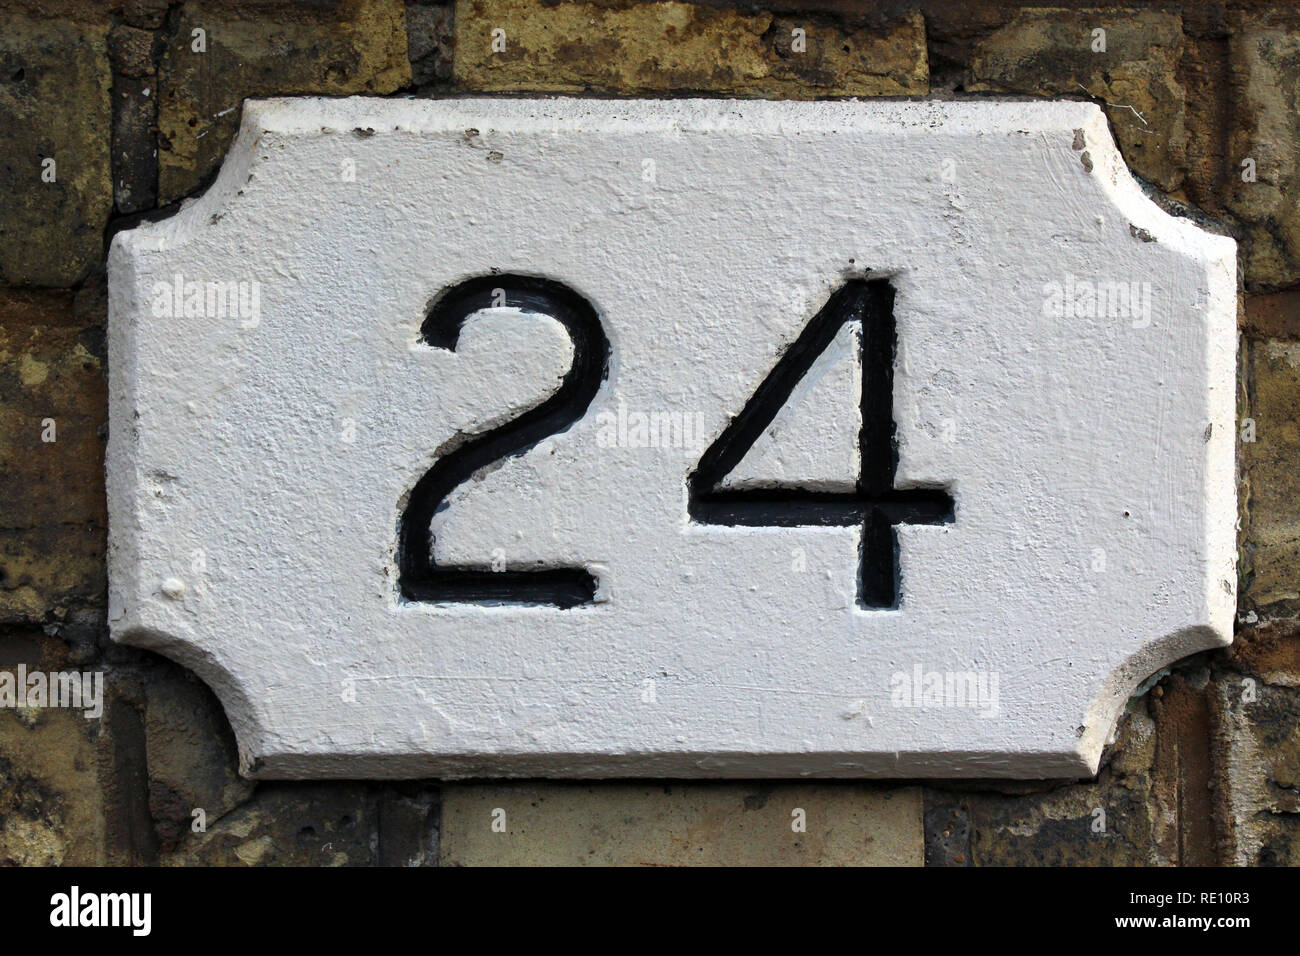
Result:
[398, 275, 609, 607]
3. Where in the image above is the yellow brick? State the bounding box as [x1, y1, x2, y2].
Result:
[441, 783, 923, 866]
[454, 0, 927, 97]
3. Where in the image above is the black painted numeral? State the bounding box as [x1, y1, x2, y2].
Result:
[687, 279, 954, 608]
[398, 275, 609, 607]
[403, 275, 951, 610]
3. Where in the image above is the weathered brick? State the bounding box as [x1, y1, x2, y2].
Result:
[1241, 339, 1300, 617]
[377, 786, 440, 865]
[1149, 670, 1222, 865]
[144, 664, 254, 850]
[118, 0, 170, 30]
[99, 668, 160, 864]
[924, 791, 971, 865]
[0, 287, 106, 623]
[968, 8, 1186, 193]
[0, 709, 106, 864]
[0, 14, 112, 286]
[1208, 635, 1300, 865]
[161, 783, 379, 865]
[156, 0, 411, 204]
[1244, 290, 1300, 339]
[0, 1, 171, 28]
[0, 1, 112, 25]
[110, 23, 158, 215]
[1221, 620, 1300, 687]
[440, 783, 922, 866]
[112, 74, 156, 214]
[108, 23, 154, 78]
[1224, 12, 1300, 288]
[0, 631, 107, 865]
[453, 0, 927, 96]
[407, 0, 454, 88]
[1176, 6, 1232, 224]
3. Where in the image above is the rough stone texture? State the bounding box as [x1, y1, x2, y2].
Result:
[154, 777, 438, 865]
[1224, 12, 1300, 289]
[120, 0, 170, 30]
[109, 24, 158, 214]
[1244, 289, 1300, 339]
[1220, 619, 1300, 688]
[376, 786, 440, 865]
[440, 783, 923, 865]
[407, 0, 454, 88]
[968, 9, 1186, 194]
[1240, 339, 1300, 618]
[156, 0, 411, 204]
[160, 783, 379, 865]
[0, 1, 164, 27]
[1149, 669, 1222, 865]
[0, 286, 107, 624]
[0, 622, 163, 866]
[144, 665, 254, 850]
[0, 666, 106, 864]
[0, 14, 112, 286]
[923, 791, 971, 865]
[453, 0, 927, 96]
[1174, 6, 1231, 230]
[108, 23, 154, 77]
[1213, 623, 1300, 865]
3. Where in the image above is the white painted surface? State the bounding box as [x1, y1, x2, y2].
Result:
[721, 323, 861, 492]
[107, 98, 1237, 779]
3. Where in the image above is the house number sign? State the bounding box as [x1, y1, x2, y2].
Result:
[108, 98, 1236, 778]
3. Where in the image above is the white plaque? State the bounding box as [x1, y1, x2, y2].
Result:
[107, 98, 1237, 778]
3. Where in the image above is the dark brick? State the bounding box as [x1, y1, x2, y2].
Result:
[0, 14, 112, 286]
[0, 286, 107, 623]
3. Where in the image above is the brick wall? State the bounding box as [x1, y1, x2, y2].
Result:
[0, 0, 1295, 865]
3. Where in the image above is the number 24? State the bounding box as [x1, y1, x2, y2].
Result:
[398, 274, 952, 610]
